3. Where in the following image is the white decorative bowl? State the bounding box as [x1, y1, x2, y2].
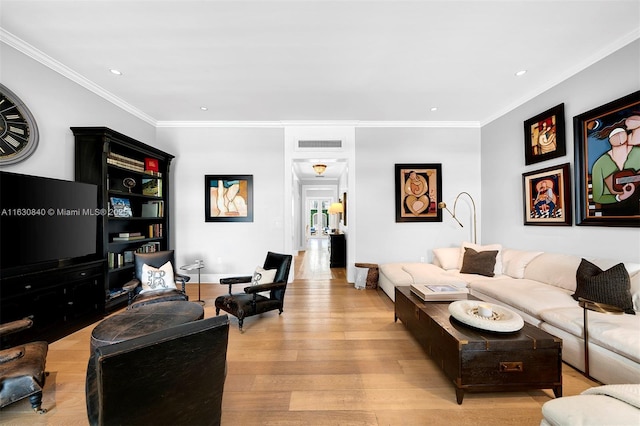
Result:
[448, 300, 524, 332]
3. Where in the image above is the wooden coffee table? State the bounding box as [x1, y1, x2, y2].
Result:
[395, 286, 562, 404]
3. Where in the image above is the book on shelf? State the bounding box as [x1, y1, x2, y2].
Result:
[144, 157, 159, 173]
[108, 252, 126, 269]
[112, 235, 146, 242]
[141, 200, 164, 217]
[410, 283, 469, 301]
[110, 197, 132, 217]
[137, 242, 161, 253]
[118, 232, 142, 238]
[142, 178, 162, 197]
[148, 223, 163, 238]
[108, 288, 128, 299]
[107, 152, 145, 172]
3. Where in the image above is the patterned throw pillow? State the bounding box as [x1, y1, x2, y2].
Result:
[252, 267, 277, 285]
[140, 261, 177, 293]
[460, 247, 498, 277]
[572, 259, 635, 315]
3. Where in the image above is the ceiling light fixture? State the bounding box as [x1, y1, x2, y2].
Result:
[515, 70, 527, 77]
[109, 69, 122, 76]
[200, 106, 208, 111]
[312, 164, 327, 175]
[430, 107, 438, 112]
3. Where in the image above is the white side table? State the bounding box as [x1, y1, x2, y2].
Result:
[181, 261, 205, 305]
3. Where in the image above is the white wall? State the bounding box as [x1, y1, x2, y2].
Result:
[354, 127, 482, 265]
[155, 127, 286, 281]
[4, 37, 637, 283]
[481, 39, 640, 263]
[0, 45, 155, 179]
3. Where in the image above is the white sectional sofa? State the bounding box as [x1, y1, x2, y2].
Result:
[379, 244, 640, 385]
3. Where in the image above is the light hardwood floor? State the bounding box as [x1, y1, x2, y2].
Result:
[0, 241, 597, 425]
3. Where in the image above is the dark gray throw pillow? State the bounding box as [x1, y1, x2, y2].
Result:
[460, 248, 497, 277]
[572, 258, 635, 315]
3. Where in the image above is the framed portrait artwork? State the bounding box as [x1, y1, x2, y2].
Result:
[524, 103, 566, 165]
[204, 174, 253, 222]
[574, 91, 640, 227]
[522, 163, 571, 226]
[395, 163, 442, 222]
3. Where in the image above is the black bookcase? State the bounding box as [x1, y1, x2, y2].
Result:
[73, 127, 174, 311]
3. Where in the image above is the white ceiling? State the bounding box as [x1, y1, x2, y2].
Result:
[1, 0, 639, 127]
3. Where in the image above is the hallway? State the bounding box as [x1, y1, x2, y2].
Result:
[295, 236, 346, 281]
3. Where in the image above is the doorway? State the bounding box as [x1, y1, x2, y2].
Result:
[283, 126, 356, 283]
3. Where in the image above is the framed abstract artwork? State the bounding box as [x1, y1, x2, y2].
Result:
[204, 174, 253, 222]
[524, 103, 566, 165]
[395, 163, 442, 222]
[574, 91, 640, 227]
[522, 163, 571, 226]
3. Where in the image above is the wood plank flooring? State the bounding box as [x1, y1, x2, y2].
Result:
[0, 241, 597, 425]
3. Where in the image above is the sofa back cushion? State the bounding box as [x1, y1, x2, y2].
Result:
[458, 242, 503, 276]
[524, 253, 582, 292]
[432, 247, 462, 270]
[502, 249, 543, 278]
[588, 258, 640, 313]
[573, 259, 635, 314]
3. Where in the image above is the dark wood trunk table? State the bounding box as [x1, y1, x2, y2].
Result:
[395, 286, 562, 404]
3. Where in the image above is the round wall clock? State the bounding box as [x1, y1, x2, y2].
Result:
[0, 83, 39, 165]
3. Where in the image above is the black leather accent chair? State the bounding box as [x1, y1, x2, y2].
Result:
[0, 317, 48, 414]
[215, 251, 292, 331]
[86, 315, 229, 426]
[124, 250, 190, 309]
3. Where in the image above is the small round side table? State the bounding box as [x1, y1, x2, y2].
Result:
[181, 261, 205, 305]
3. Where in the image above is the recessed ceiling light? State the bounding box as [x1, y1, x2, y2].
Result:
[109, 69, 122, 76]
[200, 106, 208, 111]
[430, 107, 438, 112]
[515, 70, 527, 77]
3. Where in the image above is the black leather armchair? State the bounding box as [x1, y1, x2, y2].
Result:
[0, 317, 48, 414]
[86, 315, 229, 426]
[215, 251, 293, 331]
[124, 250, 190, 309]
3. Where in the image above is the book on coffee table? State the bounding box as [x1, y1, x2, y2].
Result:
[410, 283, 469, 301]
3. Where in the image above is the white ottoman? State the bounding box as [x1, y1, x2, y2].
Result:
[541, 384, 640, 426]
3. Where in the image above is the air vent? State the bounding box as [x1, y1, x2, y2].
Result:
[297, 140, 343, 149]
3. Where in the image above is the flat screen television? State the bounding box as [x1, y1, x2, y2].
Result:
[0, 171, 100, 278]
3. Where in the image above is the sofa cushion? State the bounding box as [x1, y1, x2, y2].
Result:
[539, 307, 640, 364]
[524, 252, 582, 292]
[379, 263, 414, 286]
[459, 248, 497, 277]
[468, 277, 577, 320]
[588, 258, 640, 313]
[401, 263, 467, 287]
[573, 259, 635, 315]
[458, 242, 503, 276]
[432, 247, 461, 270]
[502, 249, 543, 279]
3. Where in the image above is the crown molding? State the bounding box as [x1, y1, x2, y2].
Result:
[1, 28, 157, 126]
[156, 120, 481, 128]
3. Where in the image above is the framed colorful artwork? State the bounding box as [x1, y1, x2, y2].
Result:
[574, 91, 640, 227]
[204, 174, 253, 222]
[522, 163, 571, 226]
[524, 103, 566, 165]
[395, 163, 442, 222]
